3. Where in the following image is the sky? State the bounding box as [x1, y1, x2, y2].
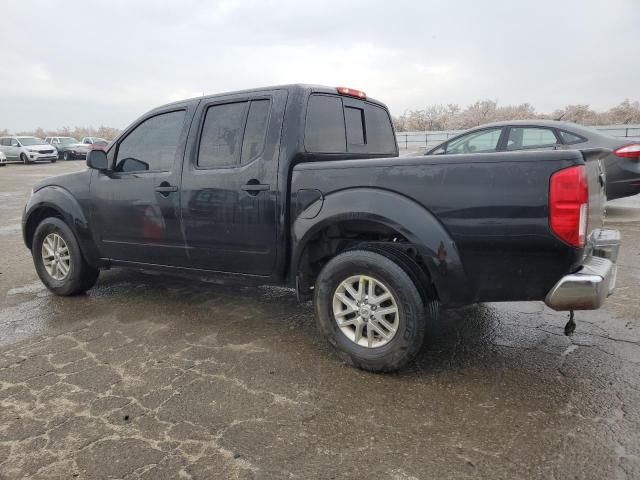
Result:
[1, 0, 639, 131]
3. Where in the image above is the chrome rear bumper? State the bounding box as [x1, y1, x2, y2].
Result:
[545, 229, 621, 311]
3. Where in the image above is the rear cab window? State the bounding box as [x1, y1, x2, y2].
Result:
[304, 93, 396, 155]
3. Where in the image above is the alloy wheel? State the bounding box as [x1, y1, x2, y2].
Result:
[332, 275, 399, 348]
[41, 233, 71, 280]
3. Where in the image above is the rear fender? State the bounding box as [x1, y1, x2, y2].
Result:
[291, 188, 471, 306]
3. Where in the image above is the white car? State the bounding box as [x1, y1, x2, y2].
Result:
[0, 136, 58, 164]
[0, 150, 6, 166]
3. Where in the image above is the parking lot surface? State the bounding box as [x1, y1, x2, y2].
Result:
[1, 162, 639, 479]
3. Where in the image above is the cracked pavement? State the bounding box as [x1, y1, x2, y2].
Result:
[1, 162, 639, 479]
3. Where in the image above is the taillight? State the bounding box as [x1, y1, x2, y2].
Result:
[613, 143, 640, 158]
[336, 87, 367, 99]
[549, 165, 588, 247]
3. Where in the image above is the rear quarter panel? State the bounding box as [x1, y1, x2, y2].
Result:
[292, 150, 587, 304]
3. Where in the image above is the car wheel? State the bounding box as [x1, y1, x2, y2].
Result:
[63, 151, 70, 161]
[314, 249, 437, 372]
[20, 153, 30, 164]
[32, 217, 99, 296]
[51, 158, 57, 163]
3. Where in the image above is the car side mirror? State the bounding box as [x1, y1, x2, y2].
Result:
[87, 149, 109, 170]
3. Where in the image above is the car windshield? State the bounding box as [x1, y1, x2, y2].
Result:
[17, 137, 43, 146]
[59, 137, 79, 144]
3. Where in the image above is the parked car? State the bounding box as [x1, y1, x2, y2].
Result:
[0, 136, 58, 164]
[22, 84, 620, 372]
[91, 140, 110, 151]
[45, 137, 88, 160]
[424, 120, 640, 200]
[81, 136, 109, 146]
[0, 150, 6, 166]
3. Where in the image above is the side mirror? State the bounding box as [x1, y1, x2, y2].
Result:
[87, 149, 109, 170]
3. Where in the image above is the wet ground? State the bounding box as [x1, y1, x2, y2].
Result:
[1, 162, 639, 479]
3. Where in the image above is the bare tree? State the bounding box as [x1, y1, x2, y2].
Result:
[606, 99, 640, 125]
[392, 99, 639, 131]
[9, 126, 121, 140]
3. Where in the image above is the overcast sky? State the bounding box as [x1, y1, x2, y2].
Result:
[1, 0, 639, 131]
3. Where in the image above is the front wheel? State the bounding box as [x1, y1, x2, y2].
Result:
[63, 151, 71, 161]
[20, 153, 30, 164]
[32, 217, 99, 295]
[314, 249, 436, 372]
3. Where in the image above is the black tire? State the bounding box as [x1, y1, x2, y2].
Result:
[352, 243, 437, 308]
[314, 249, 437, 372]
[63, 151, 70, 161]
[32, 217, 99, 296]
[20, 153, 30, 164]
[51, 158, 57, 163]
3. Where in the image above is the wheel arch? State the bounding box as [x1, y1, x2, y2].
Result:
[23, 186, 101, 267]
[290, 187, 471, 307]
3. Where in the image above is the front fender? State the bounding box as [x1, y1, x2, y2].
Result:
[23, 186, 101, 267]
[291, 188, 471, 306]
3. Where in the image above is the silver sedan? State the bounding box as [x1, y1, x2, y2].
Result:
[425, 120, 640, 200]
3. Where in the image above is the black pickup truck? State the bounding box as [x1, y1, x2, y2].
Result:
[23, 84, 621, 372]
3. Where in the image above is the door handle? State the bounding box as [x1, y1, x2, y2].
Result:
[241, 181, 270, 196]
[155, 182, 179, 197]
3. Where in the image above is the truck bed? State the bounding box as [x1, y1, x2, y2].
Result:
[291, 149, 607, 305]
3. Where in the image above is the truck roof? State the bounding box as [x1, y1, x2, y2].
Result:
[154, 83, 387, 111]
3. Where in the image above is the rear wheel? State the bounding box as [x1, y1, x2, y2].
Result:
[32, 217, 99, 295]
[63, 151, 71, 161]
[314, 249, 437, 372]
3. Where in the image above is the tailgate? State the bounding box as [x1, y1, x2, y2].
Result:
[581, 148, 609, 235]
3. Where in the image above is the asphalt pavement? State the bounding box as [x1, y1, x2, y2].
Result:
[1, 161, 639, 479]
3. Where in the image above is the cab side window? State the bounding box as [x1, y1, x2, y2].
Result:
[197, 102, 248, 168]
[115, 110, 185, 173]
[305, 95, 346, 153]
[241, 99, 270, 164]
[197, 99, 272, 168]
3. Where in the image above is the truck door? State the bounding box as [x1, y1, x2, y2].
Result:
[180, 89, 287, 275]
[89, 101, 197, 266]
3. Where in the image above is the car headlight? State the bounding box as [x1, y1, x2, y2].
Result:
[28, 148, 37, 152]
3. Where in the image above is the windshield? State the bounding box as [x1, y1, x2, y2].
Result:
[17, 137, 44, 146]
[58, 137, 79, 144]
